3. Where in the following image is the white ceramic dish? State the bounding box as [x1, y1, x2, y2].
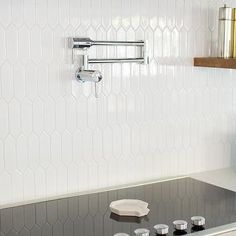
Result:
[109, 199, 150, 217]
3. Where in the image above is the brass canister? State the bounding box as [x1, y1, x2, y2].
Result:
[234, 9, 236, 58]
[218, 5, 235, 58]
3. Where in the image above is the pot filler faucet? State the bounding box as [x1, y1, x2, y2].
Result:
[69, 37, 149, 97]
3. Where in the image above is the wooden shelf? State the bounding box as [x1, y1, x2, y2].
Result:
[194, 57, 236, 69]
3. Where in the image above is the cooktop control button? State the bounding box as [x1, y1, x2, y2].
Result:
[173, 220, 188, 231]
[154, 224, 169, 235]
[134, 228, 150, 236]
[191, 216, 206, 226]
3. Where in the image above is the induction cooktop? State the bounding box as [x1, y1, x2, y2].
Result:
[0, 177, 236, 236]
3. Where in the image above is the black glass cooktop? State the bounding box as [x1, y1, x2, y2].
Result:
[0, 177, 236, 236]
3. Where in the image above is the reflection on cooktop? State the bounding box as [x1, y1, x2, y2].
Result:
[110, 212, 149, 223]
[0, 178, 236, 236]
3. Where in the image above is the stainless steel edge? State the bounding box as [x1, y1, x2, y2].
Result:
[69, 37, 145, 48]
[187, 223, 236, 236]
[93, 40, 144, 46]
[88, 58, 145, 64]
[0, 176, 186, 210]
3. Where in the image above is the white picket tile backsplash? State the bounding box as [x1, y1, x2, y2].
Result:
[0, 0, 236, 205]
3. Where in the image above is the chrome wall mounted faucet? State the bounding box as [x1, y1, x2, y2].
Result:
[69, 37, 149, 97]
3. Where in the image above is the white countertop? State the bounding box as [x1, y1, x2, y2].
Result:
[191, 167, 236, 192]
[222, 232, 236, 236]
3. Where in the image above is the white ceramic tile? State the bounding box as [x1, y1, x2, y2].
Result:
[92, 128, 103, 160]
[72, 131, 83, 164]
[46, 165, 57, 196]
[25, 63, 37, 101]
[56, 164, 68, 194]
[61, 131, 73, 165]
[11, 0, 24, 27]
[21, 99, 33, 135]
[37, 64, 49, 100]
[35, 0, 47, 28]
[69, 0, 80, 27]
[130, 0, 140, 30]
[48, 0, 59, 28]
[42, 27, 53, 64]
[50, 131, 62, 166]
[77, 161, 88, 192]
[87, 164, 99, 190]
[1, 62, 13, 102]
[30, 26, 42, 64]
[44, 97, 55, 134]
[4, 135, 17, 173]
[48, 64, 61, 99]
[0, 0, 235, 205]
[9, 99, 21, 137]
[13, 64, 26, 101]
[6, 25, 18, 63]
[28, 133, 40, 169]
[16, 135, 28, 171]
[0, 141, 4, 173]
[67, 163, 79, 192]
[35, 167, 46, 198]
[82, 128, 94, 161]
[32, 98, 44, 134]
[55, 97, 66, 132]
[58, 0, 70, 29]
[0, 26, 6, 65]
[97, 160, 108, 188]
[11, 170, 24, 202]
[65, 97, 77, 133]
[23, 169, 35, 201]
[0, 1, 11, 28]
[102, 126, 113, 159]
[39, 132, 50, 169]
[52, 27, 65, 64]
[112, 125, 122, 158]
[23, 0, 36, 28]
[0, 100, 9, 139]
[87, 96, 98, 128]
[0, 171, 12, 204]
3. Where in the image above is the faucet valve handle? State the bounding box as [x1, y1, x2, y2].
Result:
[75, 69, 102, 97]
